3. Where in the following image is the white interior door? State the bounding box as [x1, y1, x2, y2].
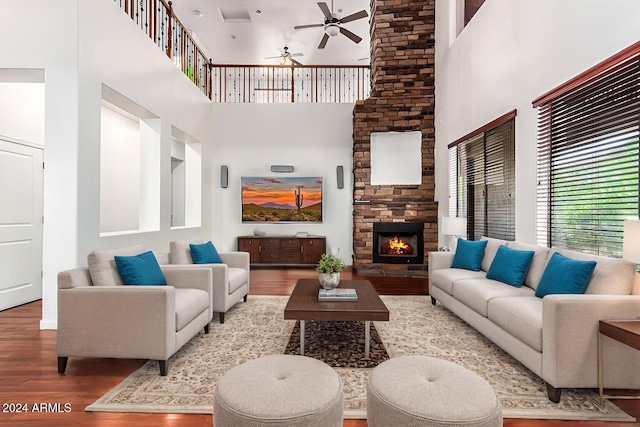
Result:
[0, 138, 43, 311]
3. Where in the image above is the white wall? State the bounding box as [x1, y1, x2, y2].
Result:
[435, 0, 640, 245]
[171, 127, 203, 229]
[211, 103, 354, 265]
[138, 118, 162, 233]
[3, 2, 353, 328]
[0, 1, 80, 329]
[171, 140, 186, 227]
[2, 1, 214, 328]
[184, 142, 202, 227]
[0, 79, 45, 144]
[99, 105, 141, 233]
[76, 0, 213, 263]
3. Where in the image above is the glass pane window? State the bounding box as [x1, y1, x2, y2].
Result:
[448, 116, 516, 241]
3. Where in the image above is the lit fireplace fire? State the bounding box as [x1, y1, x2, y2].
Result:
[381, 236, 415, 255]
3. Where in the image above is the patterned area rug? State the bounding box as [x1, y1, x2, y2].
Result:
[284, 320, 389, 368]
[86, 296, 634, 421]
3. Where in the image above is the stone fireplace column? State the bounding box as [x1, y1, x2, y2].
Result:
[352, 0, 437, 275]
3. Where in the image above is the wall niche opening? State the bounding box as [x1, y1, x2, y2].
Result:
[99, 84, 160, 236]
[170, 125, 201, 229]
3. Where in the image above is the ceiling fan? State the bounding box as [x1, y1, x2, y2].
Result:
[294, 1, 368, 49]
[265, 46, 304, 66]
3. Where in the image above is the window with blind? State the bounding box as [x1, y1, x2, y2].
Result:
[448, 112, 516, 241]
[534, 42, 640, 257]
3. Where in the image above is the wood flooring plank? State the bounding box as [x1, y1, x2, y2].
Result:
[0, 268, 637, 426]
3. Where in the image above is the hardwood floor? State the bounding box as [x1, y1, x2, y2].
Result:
[0, 268, 638, 426]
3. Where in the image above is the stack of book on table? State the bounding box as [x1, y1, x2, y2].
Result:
[318, 288, 358, 301]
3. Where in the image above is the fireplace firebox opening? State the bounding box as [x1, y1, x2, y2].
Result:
[372, 223, 424, 264]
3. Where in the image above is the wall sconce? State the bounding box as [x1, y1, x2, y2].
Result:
[220, 165, 228, 188]
[336, 165, 344, 189]
[441, 216, 467, 252]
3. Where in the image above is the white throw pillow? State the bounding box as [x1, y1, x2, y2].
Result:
[87, 245, 146, 286]
[169, 239, 203, 264]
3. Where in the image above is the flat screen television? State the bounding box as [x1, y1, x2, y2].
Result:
[241, 176, 323, 223]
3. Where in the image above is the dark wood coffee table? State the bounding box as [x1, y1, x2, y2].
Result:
[284, 279, 389, 359]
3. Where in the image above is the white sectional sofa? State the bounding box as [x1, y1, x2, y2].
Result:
[429, 238, 640, 402]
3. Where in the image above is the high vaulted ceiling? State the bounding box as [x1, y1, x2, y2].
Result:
[170, 0, 371, 66]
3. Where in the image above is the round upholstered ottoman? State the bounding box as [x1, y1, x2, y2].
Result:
[367, 355, 502, 427]
[213, 354, 343, 427]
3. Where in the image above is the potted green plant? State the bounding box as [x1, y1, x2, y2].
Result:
[316, 253, 346, 290]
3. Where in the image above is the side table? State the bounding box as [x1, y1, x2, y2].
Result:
[598, 320, 640, 404]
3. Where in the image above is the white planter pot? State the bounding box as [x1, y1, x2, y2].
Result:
[319, 272, 340, 290]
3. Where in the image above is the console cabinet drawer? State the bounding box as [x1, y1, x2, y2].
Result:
[279, 251, 302, 263]
[261, 239, 280, 249]
[280, 239, 300, 249]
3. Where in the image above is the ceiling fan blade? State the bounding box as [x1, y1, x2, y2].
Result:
[265, 55, 283, 59]
[318, 33, 330, 49]
[294, 23, 324, 29]
[340, 10, 368, 24]
[318, 2, 333, 20]
[292, 58, 304, 66]
[291, 53, 304, 57]
[339, 27, 362, 44]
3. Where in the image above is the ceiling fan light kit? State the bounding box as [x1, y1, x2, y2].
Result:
[293, 1, 368, 49]
[326, 24, 340, 37]
[265, 46, 304, 66]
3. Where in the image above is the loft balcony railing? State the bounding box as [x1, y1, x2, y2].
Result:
[113, 1, 371, 103]
[211, 65, 371, 103]
[113, 0, 213, 99]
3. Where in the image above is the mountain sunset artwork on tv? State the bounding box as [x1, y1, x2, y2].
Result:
[241, 177, 323, 222]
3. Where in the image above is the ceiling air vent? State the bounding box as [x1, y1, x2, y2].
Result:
[218, 8, 252, 24]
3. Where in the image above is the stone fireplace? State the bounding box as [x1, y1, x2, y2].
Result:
[352, 0, 437, 276]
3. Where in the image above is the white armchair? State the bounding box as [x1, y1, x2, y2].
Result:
[169, 240, 250, 323]
[57, 246, 213, 376]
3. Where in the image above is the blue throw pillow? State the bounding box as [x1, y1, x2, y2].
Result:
[535, 252, 597, 298]
[190, 241, 223, 264]
[486, 245, 535, 287]
[450, 238, 488, 271]
[114, 251, 166, 286]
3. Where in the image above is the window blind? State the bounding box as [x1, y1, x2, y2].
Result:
[449, 115, 516, 241]
[448, 146, 457, 218]
[485, 122, 515, 240]
[535, 48, 640, 257]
